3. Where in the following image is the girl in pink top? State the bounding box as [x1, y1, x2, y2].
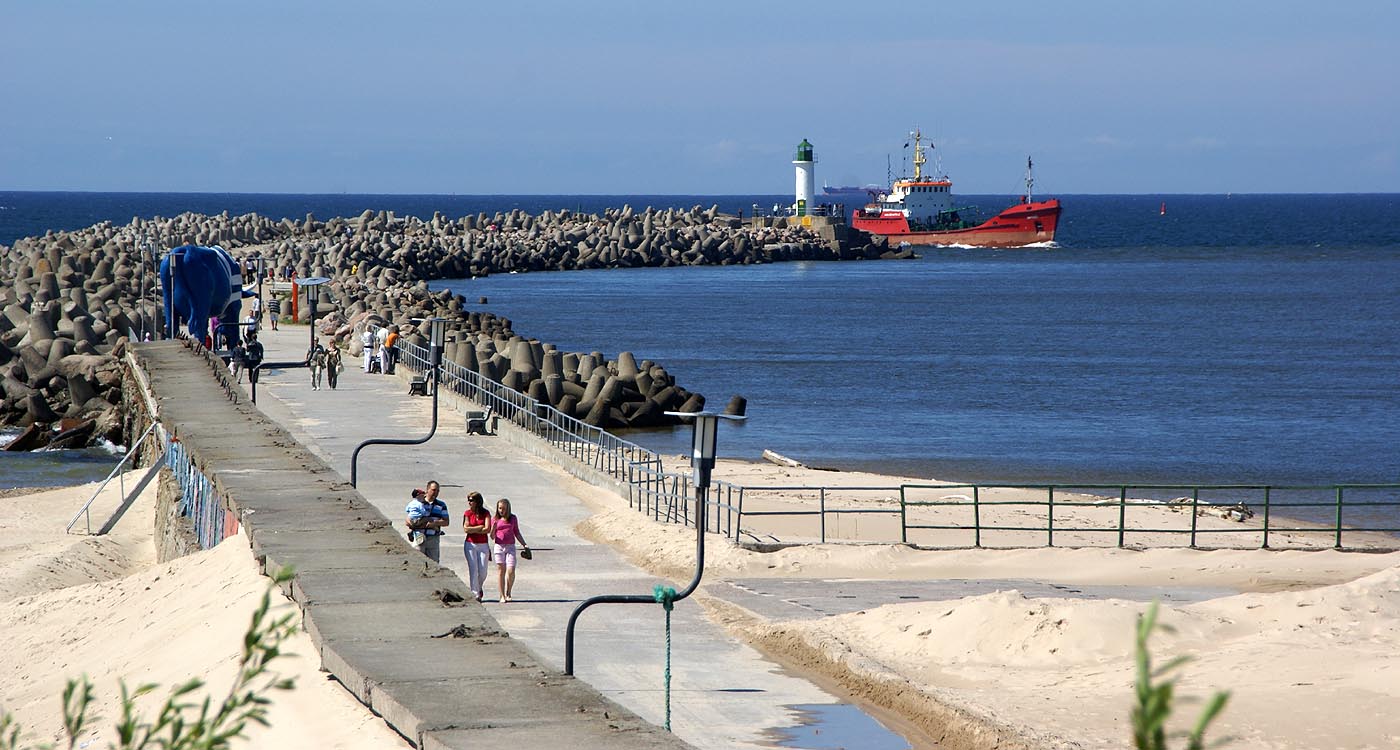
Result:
[492, 498, 529, 603]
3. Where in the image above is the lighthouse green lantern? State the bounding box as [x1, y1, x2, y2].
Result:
[793, 139, 815, 215]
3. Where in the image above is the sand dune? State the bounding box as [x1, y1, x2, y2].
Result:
[0, 477, 157, 600]
[569, 460, 1400, 749]
[0, 482, 409, 750]
[746, 564, 1400, 749]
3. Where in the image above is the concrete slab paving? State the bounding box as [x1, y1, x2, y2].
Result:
[708, 578, 1237, 622]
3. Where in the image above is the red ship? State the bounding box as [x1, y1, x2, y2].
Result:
[851, 130, 1062, 248]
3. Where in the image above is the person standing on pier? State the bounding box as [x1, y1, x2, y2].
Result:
[374, 325, 389, 374]
[382, 326, 400, 375]
[230, 340, 246, 383]
[491, 498, 529, 603]
[243, 332, 264, 384]
[461, 492, 492, 602]
[405, 480, 450, 562]
[361, 326, 375, 372]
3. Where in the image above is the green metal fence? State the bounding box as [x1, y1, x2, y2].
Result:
[897, 483, 1400, 549]
[391, 332, 1400, 551]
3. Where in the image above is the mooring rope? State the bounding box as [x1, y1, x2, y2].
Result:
[653, 584, 677, 731]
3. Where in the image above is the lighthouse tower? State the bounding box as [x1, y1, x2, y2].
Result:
[793, 139, 815, 216]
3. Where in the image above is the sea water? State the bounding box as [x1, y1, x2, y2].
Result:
[4, 193, 1398, 516]
[434, 217, 1400, 487]
[0, 429, 125, 490]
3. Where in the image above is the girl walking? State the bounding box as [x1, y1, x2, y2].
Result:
[461, 492, 492, 602]
[491, 498, 529, 603]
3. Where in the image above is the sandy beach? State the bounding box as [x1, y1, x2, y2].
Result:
[0, 478, 410, 750]
[577, 456, 1400, 749]
[5, 450, 1399, 749]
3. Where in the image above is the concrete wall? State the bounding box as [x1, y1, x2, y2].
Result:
[120, 351, 202, 563]
[154, 470, 201, 562]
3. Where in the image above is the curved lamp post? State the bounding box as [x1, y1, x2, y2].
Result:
[564, 410, 745, 675]
[349, 317, 446, 488]
[255, 256, 266, 328]
[297, 276, 331, 356]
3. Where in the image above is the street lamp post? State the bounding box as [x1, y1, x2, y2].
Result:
[349, 317, 446, 488]
[138, 236, 149, 342]
[564, 411, 745, 678]
[297, 276, 331, 357]
[166, 251, 180, 339]
[256, 256, 266, 327]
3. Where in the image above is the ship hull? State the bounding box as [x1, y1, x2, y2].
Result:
[853, 199, 1062, 248]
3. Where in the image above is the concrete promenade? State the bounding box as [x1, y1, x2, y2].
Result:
[243, 324, 854, 749]
[133, 339, 691, 750]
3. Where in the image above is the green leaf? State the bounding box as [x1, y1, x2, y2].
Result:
[1130, 600, 1232, 750]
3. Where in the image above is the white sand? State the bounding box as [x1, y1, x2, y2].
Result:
[0, 477, 157, 600]
[9, 452, 1399, 748]
[0, 480, 409, 750]
[570, 457, 1400, 749]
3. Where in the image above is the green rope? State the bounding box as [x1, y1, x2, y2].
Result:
[653, 585, 677, 731]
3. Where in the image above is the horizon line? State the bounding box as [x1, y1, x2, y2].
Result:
[2, 189, 1399, 198]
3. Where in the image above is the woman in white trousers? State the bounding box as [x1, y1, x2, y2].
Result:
[461, 491, 492, 602]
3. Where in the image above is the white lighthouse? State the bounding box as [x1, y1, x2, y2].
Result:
[793, 138, 815, 216]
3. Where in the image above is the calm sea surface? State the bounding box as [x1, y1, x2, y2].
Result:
[4, 193, 1399, 515]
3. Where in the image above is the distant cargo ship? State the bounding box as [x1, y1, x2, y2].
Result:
[850, 130, 1061, 248]
[822, 183, 882, 198]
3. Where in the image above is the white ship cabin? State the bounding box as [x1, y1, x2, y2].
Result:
[877, 178, 955, 222]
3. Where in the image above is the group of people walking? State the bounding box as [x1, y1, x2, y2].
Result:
[226, 297, 266, 384]
[405, 481, 530, 603]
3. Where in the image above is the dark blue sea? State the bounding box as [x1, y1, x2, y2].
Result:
[4, 193, 1399, 507]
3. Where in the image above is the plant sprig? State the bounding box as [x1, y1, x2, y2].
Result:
[1132, 601, 1231, 750]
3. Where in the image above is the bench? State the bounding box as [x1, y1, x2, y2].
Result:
[465, 408, 495, 435]
[408, 374, 429, 396]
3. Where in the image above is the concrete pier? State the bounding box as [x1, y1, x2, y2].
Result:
[134, 323, 853, 749]
[132, 339, 691, 750]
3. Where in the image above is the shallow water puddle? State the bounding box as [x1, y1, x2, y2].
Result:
[767, 703, 913, 749]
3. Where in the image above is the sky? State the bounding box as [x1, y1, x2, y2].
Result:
[2, 1, 1398, 195]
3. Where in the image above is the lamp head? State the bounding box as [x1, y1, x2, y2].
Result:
[663, 411, 746, 489]
[429, 317, 446, 349]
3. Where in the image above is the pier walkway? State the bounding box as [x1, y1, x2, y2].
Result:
[235, 324, 851, 749]
[132, 339, 690, 750]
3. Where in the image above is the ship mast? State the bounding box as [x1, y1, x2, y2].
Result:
[911, 129, 926, 181]
[1025, 156, 1034, 203]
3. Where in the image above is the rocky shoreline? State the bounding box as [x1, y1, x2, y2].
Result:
[1, 205, 901, 447]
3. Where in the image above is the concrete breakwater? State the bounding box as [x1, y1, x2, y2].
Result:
[1, 205, 897, 442]
[235, 205, 892, 287]
[0, 222, 148, 450]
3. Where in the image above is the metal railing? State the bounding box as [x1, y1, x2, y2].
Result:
[64, 421, 163, 534]
[709, 481, 1400, 550]
[624, 460, 744, 539]
[899, 483, 1400, 550]
[607, 473, 1400, 550]
[749, 202, 847, 219]
[395, 336, 660, 484]
[385, 330, 1400, 551]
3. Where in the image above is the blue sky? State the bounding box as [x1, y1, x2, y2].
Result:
[2, 1, 1397, 194]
